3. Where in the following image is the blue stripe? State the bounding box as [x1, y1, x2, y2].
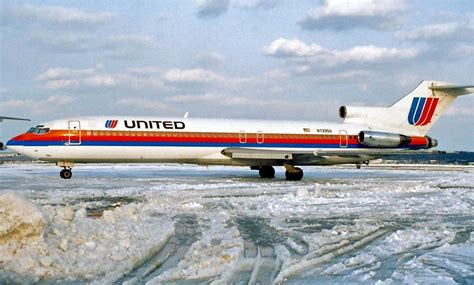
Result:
[413, 97, 426, 125]
[408, 97, 419, 125]
[8, 140, 364, 149]
[7, 140, 426, 150]
[105, 120, 111, 128]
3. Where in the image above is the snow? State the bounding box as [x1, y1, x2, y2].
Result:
[0, 189, 174, 284]
[0, 163, 473, 283]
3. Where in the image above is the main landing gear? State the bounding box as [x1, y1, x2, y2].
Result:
[60, 168, 72, 179]
[284, 164, 304, 181]
[356, 161, 370, 169]
[258, 166, 275, 178]
[252, 165, 304, 181]
[57, 161, 74, 179]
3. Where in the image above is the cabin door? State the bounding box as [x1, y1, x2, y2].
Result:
[68, 120, 81, 145]
[339, 130, 348, 148]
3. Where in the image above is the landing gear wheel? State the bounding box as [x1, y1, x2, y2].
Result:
[259, 166, 275, 178]
[60, 169, 72, 179]
[285, 167, 303, 181]
[356, 163, 361, 169]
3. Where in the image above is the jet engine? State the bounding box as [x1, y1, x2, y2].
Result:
[358, 131, 411, 148]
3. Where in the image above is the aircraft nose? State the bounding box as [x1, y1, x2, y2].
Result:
[6, 135, 25, 154]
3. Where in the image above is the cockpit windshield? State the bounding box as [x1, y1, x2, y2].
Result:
[27, 125, 50, 135]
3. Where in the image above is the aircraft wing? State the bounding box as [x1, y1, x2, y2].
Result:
[0, 116, 31, 122]
[221, 147, 444, 165]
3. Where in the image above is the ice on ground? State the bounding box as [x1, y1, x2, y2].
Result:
[0, 191, 174, 284]
[148, 215, 244, 283]
[0, 163, 473, 283]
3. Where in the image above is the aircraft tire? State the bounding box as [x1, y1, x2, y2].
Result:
[259, 166, 275, 178]
[285, 167, 303, 181]
[60, 169, 72, 179]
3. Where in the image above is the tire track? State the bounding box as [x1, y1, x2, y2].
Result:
[117, 214, 201, 284]
[272, 228, 388, 284]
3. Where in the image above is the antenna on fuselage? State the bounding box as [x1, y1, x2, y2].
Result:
[184, 112, 189, 118]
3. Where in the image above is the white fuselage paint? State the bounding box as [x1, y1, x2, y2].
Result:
[7, 116, 383, 165]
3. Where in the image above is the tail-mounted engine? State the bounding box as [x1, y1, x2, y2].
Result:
[358, 131, 410, 148]
[358, 131, 437, 149]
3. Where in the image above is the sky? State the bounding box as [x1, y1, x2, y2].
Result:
[0, 0, 473, 151]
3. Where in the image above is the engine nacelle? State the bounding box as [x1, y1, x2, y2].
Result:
[358, 131, 410, 148]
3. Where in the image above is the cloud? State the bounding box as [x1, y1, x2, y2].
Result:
[263, 38, 324, 57]
[197, 0, 230, 18]
[399, 21, 474, 42]
[233, 0, 279, 10]
[451, 45, 474, 57]
[0, 95, 76, 115]
[2, 3, 116, 28]
[299, 0, 407, 31]
[194, 52, 225, 68]
[115, 98, 170, 111]
[35, 66, 227, 92]
[264, 38, 418, 65]
[35, 67, 97, 81]
[35, 66, 121, 91]
[163, 68, 224, 84]
[30, 34, 157, 59]
[168, 93, 225, 103]
[197, 0, 278, 18]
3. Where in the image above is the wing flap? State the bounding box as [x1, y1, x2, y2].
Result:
[222, 148, 293, 160]
[222, 147, 445, 163]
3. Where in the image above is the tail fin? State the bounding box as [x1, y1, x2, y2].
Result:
[340, 80, 474, 136]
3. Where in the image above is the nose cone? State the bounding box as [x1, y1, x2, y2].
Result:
[6, 134, 26, 154]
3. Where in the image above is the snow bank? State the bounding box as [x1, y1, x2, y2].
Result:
[0, 192, 46, 243]
[0, 194, 174, 284]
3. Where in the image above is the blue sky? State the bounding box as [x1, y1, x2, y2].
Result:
[1, 0, 473, 150]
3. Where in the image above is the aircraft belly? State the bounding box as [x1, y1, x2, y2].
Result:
[38, 146, 230, 164]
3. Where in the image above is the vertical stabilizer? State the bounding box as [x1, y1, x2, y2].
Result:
[341, 81, 474, 136]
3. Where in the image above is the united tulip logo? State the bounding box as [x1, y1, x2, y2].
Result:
[105, 120, 118, 129]
[407, 97, 439, 126]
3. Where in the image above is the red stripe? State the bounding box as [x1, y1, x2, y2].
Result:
[419, 98, 439, 126]
[111, 120, 118, 128]
[18, 130, 359, 145]
[415, 98, 433, 126]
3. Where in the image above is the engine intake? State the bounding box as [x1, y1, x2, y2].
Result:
[358, 131, 410, 148]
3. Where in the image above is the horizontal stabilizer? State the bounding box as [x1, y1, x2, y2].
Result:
[429, 85, 474, 96]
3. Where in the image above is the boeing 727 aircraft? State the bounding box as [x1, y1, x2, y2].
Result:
[6, 81, 473, 180]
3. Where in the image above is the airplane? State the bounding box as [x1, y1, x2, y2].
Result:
[5, 80, 473, 180]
